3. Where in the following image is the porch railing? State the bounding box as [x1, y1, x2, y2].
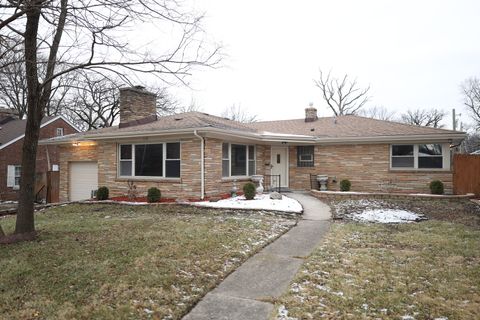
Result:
[264, 174, 281, 192]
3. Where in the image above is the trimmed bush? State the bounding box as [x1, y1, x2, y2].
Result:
[243, 182, 256, 200]
[96, 186, 109, 200]
[430, 180, 444, 195]
[147, 187, 161, 203]
[340, 179, 351, 192]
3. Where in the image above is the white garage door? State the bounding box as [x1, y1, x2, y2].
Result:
[69, 161, 98, 201]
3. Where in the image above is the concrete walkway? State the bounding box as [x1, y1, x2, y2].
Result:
[183, 192, 331, 320]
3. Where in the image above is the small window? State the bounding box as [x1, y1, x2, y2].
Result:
[418, 144, 443, 169]
[56, 128, 64, 136]
[248, 145, 255, 176]
[166, 143, 181, 177]
[119, 145, 133, 176]
[222, 143, 229, 177]
[297, 146, 314, 167]
[14, 165, 21, 188]
[391, 145, 414, 168]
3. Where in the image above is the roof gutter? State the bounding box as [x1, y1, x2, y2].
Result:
[193, 130, 205, 200]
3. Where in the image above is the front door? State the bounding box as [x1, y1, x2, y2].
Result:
[271, 147, 288, 188]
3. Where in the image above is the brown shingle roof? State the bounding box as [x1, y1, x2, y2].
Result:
[0, 116, 56, 146]
[249, 115, 461, 138]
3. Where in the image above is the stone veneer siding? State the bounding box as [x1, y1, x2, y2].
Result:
[288, 144, 453, 194]
[59, 138, 203, 201]
[59, 139, 454, 201]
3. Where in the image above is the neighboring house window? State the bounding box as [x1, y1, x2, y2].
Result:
[118, 143, 181, 178]
[56, 128, 64, 136]
[297, 146, 314, 167]
[391, 144, 445, 169]
[6, 165, 21, 189]
[222, 143, 256, 177]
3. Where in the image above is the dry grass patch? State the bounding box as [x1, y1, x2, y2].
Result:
[274, 221, 480, 320]
[0, 204, 295, 319]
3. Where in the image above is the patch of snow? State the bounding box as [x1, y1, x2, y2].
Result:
[192, 194, 303, 213]
[348, 209, 424, 224]
[277, 305, 298, 320]
[401, 316, 415, 320]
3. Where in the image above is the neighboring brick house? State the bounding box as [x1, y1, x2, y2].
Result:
[40, 87, 466, 202]
[0, 111, 79, 201]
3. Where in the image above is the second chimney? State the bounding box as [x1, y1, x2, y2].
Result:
[119, 86, 157, 128]
[305, 103, 318, 122]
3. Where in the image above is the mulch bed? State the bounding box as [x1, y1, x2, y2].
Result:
[325, 198, 480, 228]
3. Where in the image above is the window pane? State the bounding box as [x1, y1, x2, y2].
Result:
[166, 142, 180, 159]
[392, 157, 414, 168]
[135, 144, 163, 176]
[418, 144, 442, 156]
[297, 146, 314, 167]
[222, 143, 229, 159]
[120, 145, 132, 159]
[120, 161, 132, 176]
[392, 145, 413, 156]
[231, 144, 247, 176]
[222, 159, 229, 177]
[166, 160, 180, 177]
[419, 157, 443, 169]
[248, 160, 255, 176]
[248, 145, 255, 160]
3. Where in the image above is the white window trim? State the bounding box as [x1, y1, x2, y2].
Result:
[390, 143, 450, 171]
[118, 142, 181, 178]
[222, 143, 256, 178]
[56, 127, 64, 136]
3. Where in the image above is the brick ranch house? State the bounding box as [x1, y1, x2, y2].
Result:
[40, 87, 466, 202]
[0, 109, 79, 201]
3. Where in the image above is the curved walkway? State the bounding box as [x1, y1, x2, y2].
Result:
[183, 192, 331, 320]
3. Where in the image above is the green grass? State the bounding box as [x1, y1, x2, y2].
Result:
[0, 204, 294, 319]
[274, 221, 480, 320]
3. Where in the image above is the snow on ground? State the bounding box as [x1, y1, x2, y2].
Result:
[192, 194, 303, 213]
[347, 209, 424, 223]
[333, 199, 427, 224]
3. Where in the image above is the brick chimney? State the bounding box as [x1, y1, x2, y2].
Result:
[305, 103, 318, 122]
[119, 86, 157, 128]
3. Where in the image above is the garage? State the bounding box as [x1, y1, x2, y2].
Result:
[69, 161, 98, 201]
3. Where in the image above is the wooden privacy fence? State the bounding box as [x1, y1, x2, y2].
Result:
[453, 154, 480, 197]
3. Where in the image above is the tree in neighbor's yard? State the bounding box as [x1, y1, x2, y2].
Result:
[0, 0, 220, 239]
[314, 69, 370, 116]
[399, 108, 446, 128]
[221, 104, 258, 123]
[358, 105, 396, 121]
[461, 77, 480, 130]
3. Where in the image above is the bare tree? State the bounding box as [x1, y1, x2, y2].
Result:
[221, 104, 258, 123]
[461, 77, 480, 129]
[314, 69, 370, 116]
[176, 98, 203, 113]
[1, 0, 220, 239]
[399, 109, 446, 128]
[462, 132, 480, 153]
[358, 106, 396, 121]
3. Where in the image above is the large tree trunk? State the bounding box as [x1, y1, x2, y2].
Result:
[14, 4, 42, 235]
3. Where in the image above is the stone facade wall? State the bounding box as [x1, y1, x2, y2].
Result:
[288, 144, 454, 194]
[59, 138, 202, 202]
[119, 87, 157, 125]
[0, 118, 78, 201]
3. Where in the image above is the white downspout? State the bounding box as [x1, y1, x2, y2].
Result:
[193, 130, 205, 200]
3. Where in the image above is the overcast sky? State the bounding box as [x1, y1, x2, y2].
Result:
[169, 0, 480, 129]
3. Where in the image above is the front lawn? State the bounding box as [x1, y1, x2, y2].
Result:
[274, 200, 480, 320]
[0, 204, 295, 319]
